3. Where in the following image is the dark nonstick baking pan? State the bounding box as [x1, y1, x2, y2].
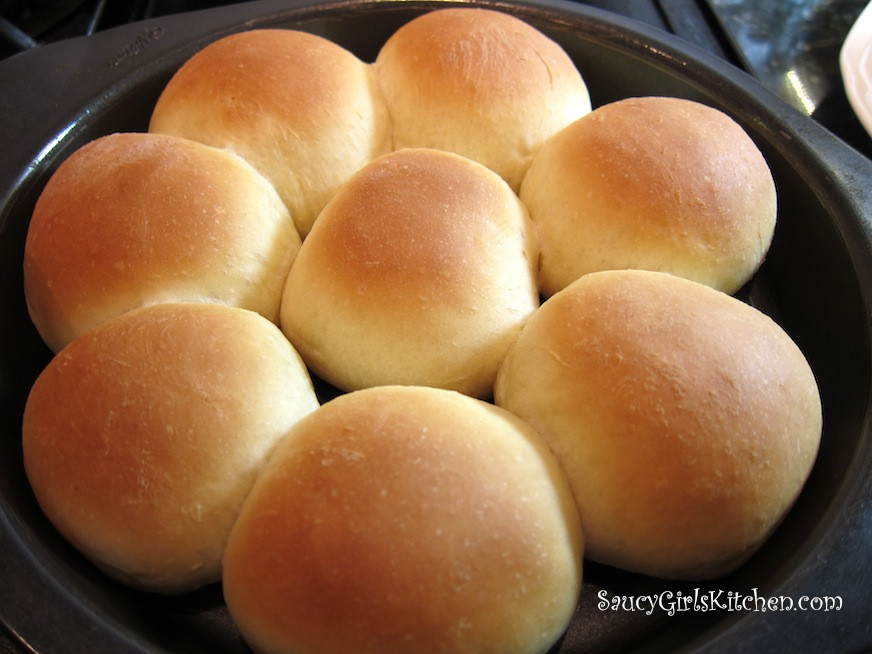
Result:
[1, 0, 871, 652]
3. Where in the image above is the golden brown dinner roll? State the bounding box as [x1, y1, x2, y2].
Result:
[519, 96, 778, 296]
[23, 131, 299, 353]
[374, 8, 591, 191]
[149, 28, 391, 236]
[223, 385, 582, 654]
[494, 269, 822, 580]
[279, 147, 539, 399]
[22, 302, 320, 594]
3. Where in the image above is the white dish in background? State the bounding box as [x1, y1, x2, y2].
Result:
[841, 1, 872, 137]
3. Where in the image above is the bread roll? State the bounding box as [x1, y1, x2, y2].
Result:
[149, 28, 391, 236]
[374, 8, 591, 191]
[280, 148, 539, 399]
[22, 302, 320, 594]
[494, 269, 822, 580]
[519, 96, 778, 296]
[23, 132, 299, 353]
[223, 385, 582, 654]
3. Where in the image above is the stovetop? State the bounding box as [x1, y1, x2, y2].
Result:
[0, 0, 729, 60]
[2, 0, 870, 158]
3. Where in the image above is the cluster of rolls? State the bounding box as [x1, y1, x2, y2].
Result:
[20, 7, 822, 654]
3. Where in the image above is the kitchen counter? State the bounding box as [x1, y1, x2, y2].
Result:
[709, 0, 872, 157]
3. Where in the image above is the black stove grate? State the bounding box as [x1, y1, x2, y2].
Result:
[0, 0, 737, 59]
[0, 0, 240, 58]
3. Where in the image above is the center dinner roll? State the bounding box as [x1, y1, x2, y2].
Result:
[494, 270, 822, 580]
[22, 303, 320, 594]
[280, 147, 540, 399]
[223, 385, 583, 654]
[23, 132, 300, 353]
[374, 8, 592, 191]
[149, 28, 391, 237]
[519, 96, 778, 297]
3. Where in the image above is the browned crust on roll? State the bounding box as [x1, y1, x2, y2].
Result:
[520, 96, 777, 296]
[22, 302, 319, 593]
[223, 385, 582, 654]
[150, 28, 392, 236]
[375, 7, 591, 190]
[495, 269, 821, 580]
[23, 132, 299, 352]
[280, 148, 539, 399]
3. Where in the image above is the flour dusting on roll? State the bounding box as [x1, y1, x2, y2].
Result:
[150, 28, 391, 236]
[520, 96, 777, 296]
[280, 147, 540, 399]
[22, 303, 320, 594]
[495, 269, 821, 580]
[375, 8, 592, 191]
[23, 132, 299, 353]
[223, 385, 582, 654]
